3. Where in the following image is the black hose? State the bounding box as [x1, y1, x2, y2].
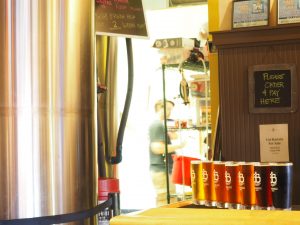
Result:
[109, 38, 133, 164]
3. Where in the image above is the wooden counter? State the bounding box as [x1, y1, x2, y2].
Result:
[111, 206, 300, 225]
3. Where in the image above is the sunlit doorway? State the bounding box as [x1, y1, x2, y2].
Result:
[116, 4, 209, 211]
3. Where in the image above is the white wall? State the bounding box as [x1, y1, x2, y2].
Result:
[142, 0, 169, 11]
[146, 5, 208, 40]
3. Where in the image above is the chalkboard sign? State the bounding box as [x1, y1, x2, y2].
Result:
[248, 64, 297, 113]
[95, 0, 148, 38]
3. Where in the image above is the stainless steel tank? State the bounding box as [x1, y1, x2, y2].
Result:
[96, 36, 119, 178]
[0, 0, 97, 224]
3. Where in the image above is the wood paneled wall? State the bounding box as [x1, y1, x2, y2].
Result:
[212, 26, 300, 205]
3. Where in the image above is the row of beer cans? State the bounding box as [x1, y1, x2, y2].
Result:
[191, 161, 293, 210]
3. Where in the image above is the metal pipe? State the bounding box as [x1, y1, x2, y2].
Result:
[162, 64, 171, 204]
[0, 0, 97, 223]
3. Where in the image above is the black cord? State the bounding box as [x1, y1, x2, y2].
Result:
[0, 198, 112, 225]
[109, 38, 134, 164]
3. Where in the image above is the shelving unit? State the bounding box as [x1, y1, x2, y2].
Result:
[161, 59, 211, 204]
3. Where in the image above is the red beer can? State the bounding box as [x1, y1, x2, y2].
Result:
[239, 162, 256, 209]
[225, 162, 241, 209]
[214, 161, 228, 208]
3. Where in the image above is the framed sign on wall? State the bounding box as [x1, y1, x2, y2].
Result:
[248, 64, 298, 113]
[278, 0, 300, 25]
[232, 0, 270, 28]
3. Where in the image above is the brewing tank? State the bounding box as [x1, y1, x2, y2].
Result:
[0, 0, 97, 223]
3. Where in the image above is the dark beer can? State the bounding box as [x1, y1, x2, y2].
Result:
[253, 163, 273, 210]
[270, 162, 293, 210]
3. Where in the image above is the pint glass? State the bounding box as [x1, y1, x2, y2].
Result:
[270, 163, 293, 210]
[214, 161, 228, 208]
[202, 161, 216, 207]
[239, 162, 256, 209]
[191, 161, 205, 205]
[254, 163, 272, 210]
[225, 162, 241, 209]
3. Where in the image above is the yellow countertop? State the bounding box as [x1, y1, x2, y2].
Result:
[111, 202, 300, 225]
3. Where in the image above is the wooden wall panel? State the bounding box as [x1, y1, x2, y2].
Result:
[217, 39, 300, 204]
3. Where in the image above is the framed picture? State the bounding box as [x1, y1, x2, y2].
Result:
[232, 0, 270, 29]
[278, 0, 300, 25]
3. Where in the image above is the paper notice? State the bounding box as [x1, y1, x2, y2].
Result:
[259, 124, 289, 162]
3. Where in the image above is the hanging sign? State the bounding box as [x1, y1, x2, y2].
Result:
[248, 64, 298, 113]
[95, 0, 148, 38]
[278, 0, 300, 25]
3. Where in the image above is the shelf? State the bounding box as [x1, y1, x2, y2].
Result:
[170, 194, 193, 202]
[190, 74, 210, 80]
[197, 97, 211, 101]
[168, 125, 211, 131]
[164, 60, 209, 72]
[211, 24, 300, 49]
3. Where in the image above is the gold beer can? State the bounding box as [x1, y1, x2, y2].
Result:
[191, 160, 205, 205]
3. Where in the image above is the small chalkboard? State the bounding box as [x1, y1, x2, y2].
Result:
[248, 64, 298, 113]
[95, 0, 148, 38]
